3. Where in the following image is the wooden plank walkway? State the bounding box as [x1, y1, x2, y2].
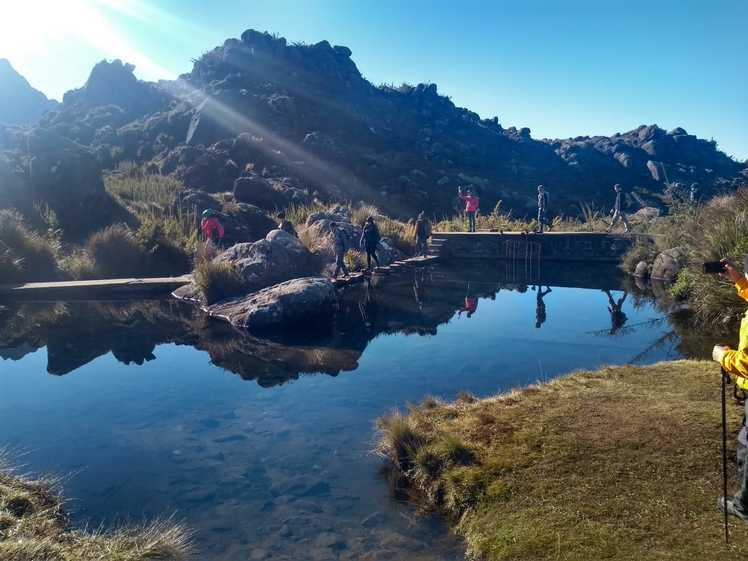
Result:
[0, 275, 192, 301]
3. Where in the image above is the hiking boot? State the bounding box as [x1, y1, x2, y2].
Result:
[718, 496, 748, 522]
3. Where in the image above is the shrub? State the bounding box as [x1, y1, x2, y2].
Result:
[193, 242, 245, 304]
[0, 209, 59, 282]
[86, 225, 146, 278]
[376, 412, 425, 470]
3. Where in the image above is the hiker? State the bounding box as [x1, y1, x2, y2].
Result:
[603, 289, 628, 335]
[607, 184, 631, 233]
[537, 185, 550, 233]
[712, 257, 748, 522]
[690, 183, 699, 204]
[415, 212, 431, 256]
[458, 186, 479, 232]
[330, 222, 349, 278]
[277, 212, 297, 237]
[200, 209, 225, 245]
[360, 216, 381, 272]
[535, 285, 552, 328]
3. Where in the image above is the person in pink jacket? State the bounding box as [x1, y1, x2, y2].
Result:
[458, 186, 480, 232]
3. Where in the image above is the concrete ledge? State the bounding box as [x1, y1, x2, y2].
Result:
[431, 231, 646, 263]
[0, 275, 192, 301]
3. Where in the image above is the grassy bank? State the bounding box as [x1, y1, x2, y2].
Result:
[0, 455, 191, 560]
[377, 360, 748, 560]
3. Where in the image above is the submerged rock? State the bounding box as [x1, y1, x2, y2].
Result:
[207, 277, 338, 331]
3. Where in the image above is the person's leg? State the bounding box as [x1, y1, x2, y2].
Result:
[468, 211, 476, 232]
[734, 439, 748, 512]
[366, 250, 372, 271]
[622, 213, 631, 233]
[371, 248, 379, 267]
[537, 209, 543, 233]
[333, 254, 341, 278]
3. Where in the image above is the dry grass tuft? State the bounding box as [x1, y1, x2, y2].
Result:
[377, 360, 748, 560]
[192, 242, 245, 304]
[0, 452, 191, 561]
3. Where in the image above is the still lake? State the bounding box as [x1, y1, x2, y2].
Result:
[0, 262, 696, 560]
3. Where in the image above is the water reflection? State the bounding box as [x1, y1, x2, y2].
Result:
[0, 261, 725, 561]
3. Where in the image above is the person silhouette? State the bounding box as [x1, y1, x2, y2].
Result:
[534, 285, 552, 328]
[603, 289, 628, 335]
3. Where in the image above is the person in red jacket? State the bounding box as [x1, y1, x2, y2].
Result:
[200, 209, 225, 245]
[458, 186, 480, 232]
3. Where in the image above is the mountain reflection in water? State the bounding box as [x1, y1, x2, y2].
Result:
[0, 262, 711, 385]
[0, 261, 721, 561]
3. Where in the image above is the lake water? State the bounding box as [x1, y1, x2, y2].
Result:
[0, 262, 694, 560]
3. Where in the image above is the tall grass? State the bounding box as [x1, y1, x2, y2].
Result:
[193, 242, 245, 304]
[0, 209, 59, 282]
[106, 163, 185, 209]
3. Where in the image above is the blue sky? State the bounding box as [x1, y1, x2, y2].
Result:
[2, 0, 746, 159]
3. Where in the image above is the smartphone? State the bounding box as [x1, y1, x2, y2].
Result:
[703, 261, 727, 274]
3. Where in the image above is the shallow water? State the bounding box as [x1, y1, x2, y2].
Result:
[0, 262, 689, 560]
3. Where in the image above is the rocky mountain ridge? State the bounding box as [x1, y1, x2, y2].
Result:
[1, 29, 745, 224]
[0, 59, 59, 125]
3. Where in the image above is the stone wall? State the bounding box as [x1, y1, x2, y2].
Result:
[435, 232, 642, 263]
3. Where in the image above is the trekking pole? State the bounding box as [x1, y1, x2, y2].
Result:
[721, 367, 730, 545]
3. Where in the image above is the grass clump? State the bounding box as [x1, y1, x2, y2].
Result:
[192, 242, 245, 304]
[0, 209, 59, 283]
[0, 453, 191, 561]
[377, 360, 748, 561]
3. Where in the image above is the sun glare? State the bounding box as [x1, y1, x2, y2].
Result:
[0, 0, 173, 81]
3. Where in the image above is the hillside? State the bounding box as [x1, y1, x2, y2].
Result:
[0, 59, 58, 125]
[1, 30, 746, 222]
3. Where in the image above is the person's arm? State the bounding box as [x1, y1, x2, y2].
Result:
[718, 346, 748, 382]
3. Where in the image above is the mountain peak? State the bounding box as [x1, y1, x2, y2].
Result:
[0, 59, 58, 126]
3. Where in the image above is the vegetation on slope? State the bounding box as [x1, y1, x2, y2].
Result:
[0, 453, 191, 561]
[622, 189, 748, 327]
[378, 360, 747, 561]
[0, 210, 59, 283]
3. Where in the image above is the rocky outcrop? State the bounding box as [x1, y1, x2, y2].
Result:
[215, 229, 317, 291]
[3, 32, 746, 220]
[651, 247, 687, 281]
[207, 277, 338, 331]
[0, 59, 58, 125]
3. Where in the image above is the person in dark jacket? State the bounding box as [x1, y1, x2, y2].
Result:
[607, 184, 630, 233]
[415, 212, 431, 256]
[330, 222, 349, 278]
[277, 212, 297, 237]
[360, 216, 381, 272]
[536, 185, 549, 233]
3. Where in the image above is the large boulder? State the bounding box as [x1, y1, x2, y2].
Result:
[233, 174, 286, 209]
[651, 247, 687, 281]
[207, 277, 338, 331]
[219, 203, 277, 245]
[215, 229, 317, 291]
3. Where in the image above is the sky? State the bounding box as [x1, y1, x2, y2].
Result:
[1, 0, 746, 160]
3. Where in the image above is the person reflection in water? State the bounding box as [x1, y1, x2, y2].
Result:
[534, 285, 552, 328]
[603, 289, 628, 335]
[359, 277, 377, 329]
[413, 267, 426, 311]
[458, 283, 478, 318]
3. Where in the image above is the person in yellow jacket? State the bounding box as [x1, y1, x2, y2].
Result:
[712, 257, 748, 521]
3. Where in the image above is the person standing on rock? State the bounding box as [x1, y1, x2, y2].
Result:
[330, 222, 349, 279]
[277, 212, 297, 237]
[607, 184, 630, 233]
[414, 212, 431, 256]
[458, 186, 479, 232]
[536, 185, 550, 233]
[360, 216, 381, 272]
[200, 209, 225, 245]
